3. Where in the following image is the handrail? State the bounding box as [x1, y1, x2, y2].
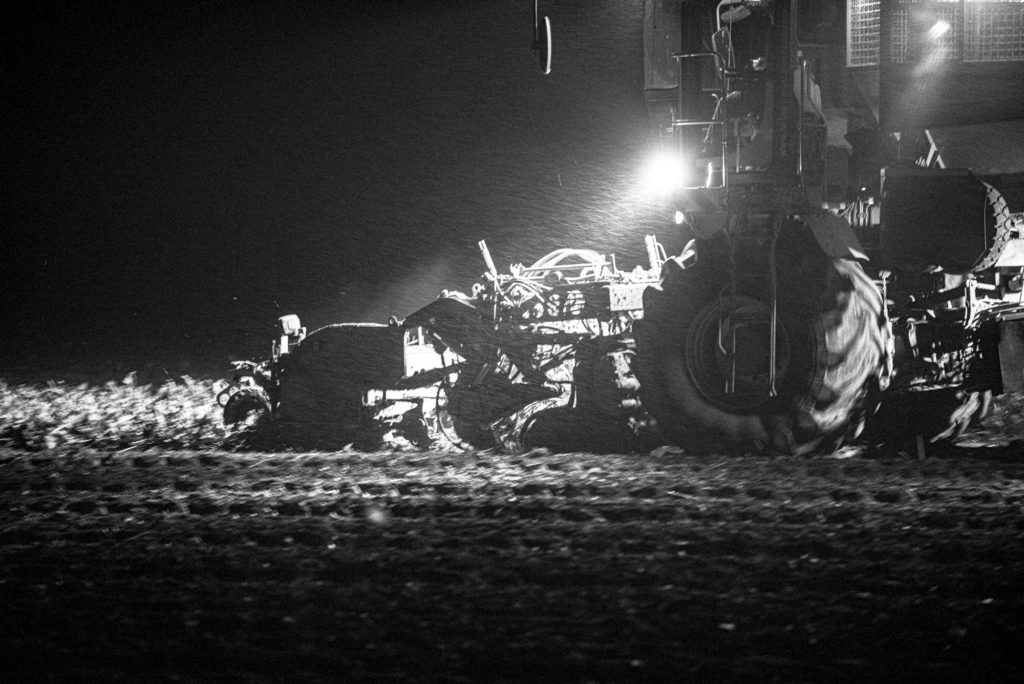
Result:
[672, 50, 729, 189]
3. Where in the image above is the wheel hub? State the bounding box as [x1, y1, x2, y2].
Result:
[685, 295, 791, 411]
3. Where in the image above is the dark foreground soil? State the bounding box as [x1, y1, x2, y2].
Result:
[2, 445, 1024, 683]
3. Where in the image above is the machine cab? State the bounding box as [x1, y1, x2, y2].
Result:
[644, 0, 1024, 198]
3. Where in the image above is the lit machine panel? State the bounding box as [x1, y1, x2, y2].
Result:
[849, 0, 1024, 128]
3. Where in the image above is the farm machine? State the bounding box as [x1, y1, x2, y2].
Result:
[220, 0, 1024, 454]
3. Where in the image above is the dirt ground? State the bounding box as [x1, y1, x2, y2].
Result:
[2, 436, 1023, 682]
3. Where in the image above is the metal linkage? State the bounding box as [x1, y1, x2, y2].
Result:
[767, 214, 782, 397]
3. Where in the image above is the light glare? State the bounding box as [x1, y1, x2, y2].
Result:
[641, 151, 687, 195]
[927, 20, 951, 41]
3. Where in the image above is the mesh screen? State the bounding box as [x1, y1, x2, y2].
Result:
[965, 0, 1024, 62]
[847, 0, 1024, 66]
[889, 1, 962, 64]
[848, 0, 881, 66]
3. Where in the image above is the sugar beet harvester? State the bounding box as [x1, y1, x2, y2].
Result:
[220, 1, 1024, 454]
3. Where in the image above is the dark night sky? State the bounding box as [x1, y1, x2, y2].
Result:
[3, 0, 675, 376]
[9, 1, 1019, 380]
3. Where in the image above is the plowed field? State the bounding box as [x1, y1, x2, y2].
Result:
[2, 445, 1023, 682]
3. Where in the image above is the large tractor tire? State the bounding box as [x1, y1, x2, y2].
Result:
[634, 233, 889, 455]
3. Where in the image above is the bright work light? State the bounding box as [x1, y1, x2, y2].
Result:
[927, 20, 951, 41]
[641, 150, 689, 194]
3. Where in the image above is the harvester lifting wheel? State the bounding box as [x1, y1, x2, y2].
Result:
[443, 370, 502, 449]
[635, 232, 889, 455]
[223, 386, 271, 426]
[271, 324, 394, 450]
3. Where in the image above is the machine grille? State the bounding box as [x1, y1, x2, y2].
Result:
[847, 0, 1024, 67]
[965, 0, 1024, 62]
[847, 0, 881, 66]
